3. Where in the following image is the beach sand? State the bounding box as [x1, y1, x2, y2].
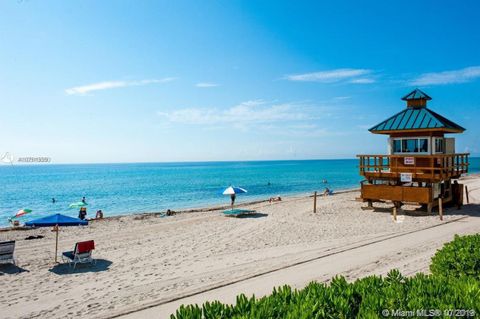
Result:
[1, 176, 480, 319]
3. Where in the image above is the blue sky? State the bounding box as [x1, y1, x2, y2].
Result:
[1, 0, 480, 163]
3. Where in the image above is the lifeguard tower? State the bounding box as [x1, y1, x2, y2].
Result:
[357, 89, 469, 214]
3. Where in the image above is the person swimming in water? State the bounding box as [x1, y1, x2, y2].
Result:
[52, 198, 56, 203]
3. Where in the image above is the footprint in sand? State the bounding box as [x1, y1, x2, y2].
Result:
[87, 302, 101, 309]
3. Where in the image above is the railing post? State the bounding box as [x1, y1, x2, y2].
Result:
[414, 156, 417, 178]
[456, 155, 459, 175]
[466, 154, 469, 173]
[430, 157, 434, 180]
[394, 156, 398, 177]
[438, 197, 443, 221]
[443, 156, 446, 179]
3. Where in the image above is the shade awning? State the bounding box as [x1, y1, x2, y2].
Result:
[25, 213, 88, 227]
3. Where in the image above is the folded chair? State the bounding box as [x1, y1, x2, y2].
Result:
[223, 209, 257, 217]
[0, 240, 16, 266]
[62, 240, 95, 269]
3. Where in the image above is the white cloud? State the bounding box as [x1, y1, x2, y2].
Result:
[158, 100, 318, 127]
[195, 82, 219, 88]
[284, 68, 374, 83]
[349, 78, 375, 84]
[410, 66, 480, 85]
[333, 96, 351, 100]
[65, 77, 176, 95]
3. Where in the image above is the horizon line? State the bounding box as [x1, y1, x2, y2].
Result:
[2, 155, 480, 167]
[2, 157, 361, 166]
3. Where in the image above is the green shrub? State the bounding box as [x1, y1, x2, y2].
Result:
[430, 234, 480, 280]
[171, 234, 480, 319]
[170, 273, 480, 318]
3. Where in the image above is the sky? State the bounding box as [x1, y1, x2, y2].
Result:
[1, 0, 480, 163]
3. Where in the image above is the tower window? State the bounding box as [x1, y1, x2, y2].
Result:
[392, 137, 429, 154]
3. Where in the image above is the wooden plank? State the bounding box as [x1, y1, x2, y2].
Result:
[361, 184, 432, 203]
[403, 186, 432, 203]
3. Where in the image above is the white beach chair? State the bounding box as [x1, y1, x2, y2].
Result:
[0, 240, 16, 266]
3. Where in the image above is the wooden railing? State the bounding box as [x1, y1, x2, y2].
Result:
[357, 153, 469, 181]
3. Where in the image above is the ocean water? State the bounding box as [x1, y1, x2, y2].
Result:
[1, 158, 479, 227]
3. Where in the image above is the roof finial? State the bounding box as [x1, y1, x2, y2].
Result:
[401, 89, 431, 108]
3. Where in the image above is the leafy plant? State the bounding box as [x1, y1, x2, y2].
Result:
[430, 234, 480, 280]
[170, 233, 480, 318]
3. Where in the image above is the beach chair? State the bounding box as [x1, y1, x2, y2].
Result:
[0, 240, 16, 266]
[223, 209, 256, 217]
[62, 240, 95, 269]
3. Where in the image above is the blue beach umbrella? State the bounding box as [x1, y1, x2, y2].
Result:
[222, 186, 247, 209]
[26, 213, 88, 262]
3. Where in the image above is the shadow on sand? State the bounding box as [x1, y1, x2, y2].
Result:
[364, 203, 480, 218]
[49, 259, 113, 275]
[0, 264, 29, 275]
[236, 212, 269, 219]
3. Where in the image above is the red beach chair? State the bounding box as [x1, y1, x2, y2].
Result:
[62, 240, 95, 269]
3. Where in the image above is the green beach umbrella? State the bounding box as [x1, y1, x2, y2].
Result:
[69, 202, 88, 208]
[12, 208, 32, 219]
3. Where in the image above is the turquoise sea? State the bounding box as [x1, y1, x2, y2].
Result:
[1, 159, 479, 227]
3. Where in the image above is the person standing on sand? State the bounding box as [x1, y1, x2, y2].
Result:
[79, 207, 87, 220]
[230, 193, 236, 208]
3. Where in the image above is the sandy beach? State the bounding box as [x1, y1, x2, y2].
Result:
[1, 175, 480, 319]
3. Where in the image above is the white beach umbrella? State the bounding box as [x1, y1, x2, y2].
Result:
[222, 186, 247, 209]
[222, 186, 247, 195]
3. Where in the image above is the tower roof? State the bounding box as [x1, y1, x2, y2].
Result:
[369, 90, 465, 134]
[401, 88, 432, 101]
